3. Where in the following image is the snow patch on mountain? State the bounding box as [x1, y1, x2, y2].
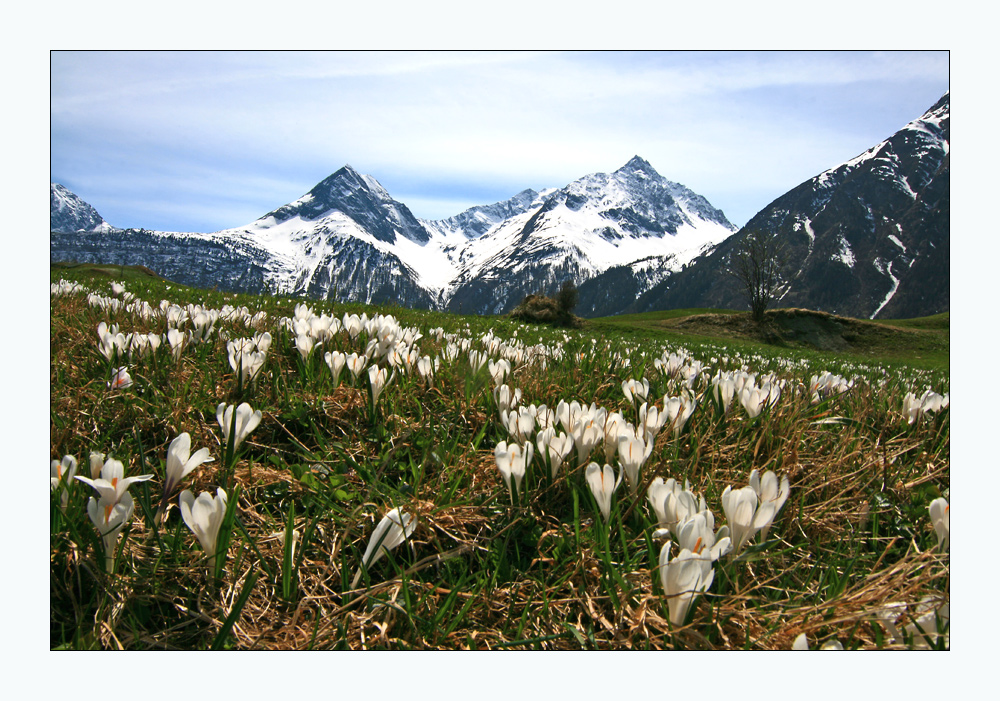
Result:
[833, 235, 856, 268]
[871, 258, 900, 319]
[50, 183, 115, 233]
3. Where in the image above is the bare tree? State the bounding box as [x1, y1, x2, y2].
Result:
[727, 229, 787, 323]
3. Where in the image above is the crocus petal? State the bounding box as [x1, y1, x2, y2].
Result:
[352, 508, 416, 588]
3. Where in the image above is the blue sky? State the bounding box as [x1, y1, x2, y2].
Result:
[51, 51, 948, 233]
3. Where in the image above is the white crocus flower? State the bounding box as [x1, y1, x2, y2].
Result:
[572, 416, 604, 467]
[325, 350, 347, 386]
[504, 406, 536, 444]
[345, 352, 367, 381]
[749, 469, 790, 541]
[622, 377, 650, 406]
[659, 541, 715, 626]
[351, 507, 417, 588]
[617, 430, 652, 496]
[51, 455, 78, 508]
[51, 454, 78, 491]
[602, 412, 628, 463]
[901, 597, 949, 649]
[468, 349, 489, 374]
[295, 333, 315, 361]
[368, 364, 395, 410]
[739, 385, 768, 419]
[97, 322, 126, 360]
[665, 486, 704, 536]
[495, 441, 532, 502]
[228, 346, 266, 384]
[711, 372, 737, 412]
[252, 331, 272, 353]
[342, 313, 363, 340]
[109, 366, 133, 391]
[310, 314, 337, 342]
[648, 477, 705, 537]
[647, 477, 676, 526]
[179, 487, 228, 569]
[87, 491, 135, 572]
[494, 384, 521, 416]
[663, 394, 696, 438]
[159, 433, 214, 519]
[75, 457, 153, 506]
[586, 462, 622, 522]
[920, 391, 943, 414]
[126, 332, 161, 359]
[556, 399, 592, 435]
[537, 430, 574, 480]
[554, 399, 574, 434]
[166, 327, 188, 362]
[189, 310, 216, 343]
[638, 402, 668, 443]
[721, 485, 759, 555]
[535, 426, 556, 463]
[216, 402, 263, 452]
[679, 363, 703, 389]
[533, 404, 557, 432]
[416, 355, 435, 386]
[928, 497, 949, 551]
[877, 597, 949, 649]
[89, 451, 106, 479]
[488, 358, 511, 386]
[675, 510, 732, 562]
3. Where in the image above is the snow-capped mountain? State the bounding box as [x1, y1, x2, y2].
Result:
[437, 156, 736, 313]
[210, 165, 439, 306]
[51, 158, 737, 314]
[422, 187, 545, 241]
[50, 183, 115, 233]
[632, 92, 950, 319]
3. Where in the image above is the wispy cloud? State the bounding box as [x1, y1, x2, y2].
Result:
[51, 50, 949, 231]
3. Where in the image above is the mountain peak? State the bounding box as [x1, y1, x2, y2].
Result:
[332, 163, 360, 178]
[321, 164, 369, 191]
[616, 155, 658, 177]
[261, 165, 430, 244]
[51, 183, 113, 233]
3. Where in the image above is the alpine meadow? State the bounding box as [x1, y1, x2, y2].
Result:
[49, 264, 949, 650]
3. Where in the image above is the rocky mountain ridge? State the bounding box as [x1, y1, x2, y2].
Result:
[623, 92, 950, 320]
[51, 91, 950, 319]
[52, 156, 737, 313]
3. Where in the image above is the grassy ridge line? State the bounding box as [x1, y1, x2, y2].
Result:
[591, 308, 949, 372]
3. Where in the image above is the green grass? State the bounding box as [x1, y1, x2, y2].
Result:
[49, 266, 949, 650]
[589, 307, 949, 372]
[877, 312, 950, 331]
